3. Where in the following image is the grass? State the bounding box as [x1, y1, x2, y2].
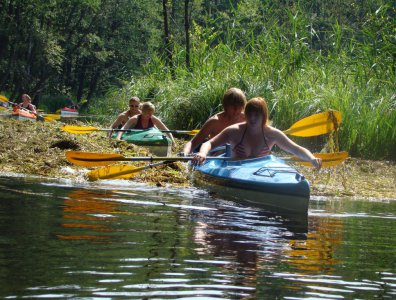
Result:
[78, 3, 396, 160]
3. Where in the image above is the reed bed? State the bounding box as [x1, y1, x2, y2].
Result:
[89, 3, 395, 160]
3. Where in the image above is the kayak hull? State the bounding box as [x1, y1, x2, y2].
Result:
[193, 155, 310, 214]
[11, 110, 37, 121]
[61, 107, 79, 118]
[116, 128, 171, 157]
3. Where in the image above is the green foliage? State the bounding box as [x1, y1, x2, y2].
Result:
[0, 0, 162, 103]
[1, 0, 395, 159]
[104, 0, 395, 159]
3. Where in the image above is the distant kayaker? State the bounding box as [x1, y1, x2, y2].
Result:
[116, 101, 176, 147]
[15, 94, 37, 115]
[182, 87, 247, 156]
[192, 97, 322, 170]
[108, 96, 141, 137]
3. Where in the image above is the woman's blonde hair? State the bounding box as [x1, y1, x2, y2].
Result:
[22, 94, 31, 102]
[141, 101, 155, 113]
[245, 97, 269, 126]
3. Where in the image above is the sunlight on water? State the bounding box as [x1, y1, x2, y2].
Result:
[0, 175, 395, 299]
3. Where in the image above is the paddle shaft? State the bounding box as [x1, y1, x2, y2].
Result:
[62, 110, 341, 137]
[71, 155, 228, 164]
[61, 125, 198, 135]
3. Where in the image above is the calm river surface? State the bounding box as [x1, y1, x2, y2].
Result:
[0, 174, 395, 299]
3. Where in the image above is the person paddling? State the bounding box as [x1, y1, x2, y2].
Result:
[116, 101, 176, 147]
[108, 96, 141, 137]
[192, 97, 322, 170]
[182, 87, 247, 156]
[15, 94, 37, 116]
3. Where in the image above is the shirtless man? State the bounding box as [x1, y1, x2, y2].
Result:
[182, 87, 246, 156]
[108, 97, 141, 137]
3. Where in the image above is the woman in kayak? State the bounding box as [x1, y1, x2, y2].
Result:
[116, 101, 176, 146]
[182, 87, 246, 156]
[192, 97, 322, 170]
[16, 94, 37, 115]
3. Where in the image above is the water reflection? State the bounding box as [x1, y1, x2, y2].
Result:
[286, 216, 343, 273]
[58, 190, 119, 241]
[0, 175, 395, 299]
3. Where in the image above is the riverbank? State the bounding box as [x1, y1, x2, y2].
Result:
[0, 118, 395, 200]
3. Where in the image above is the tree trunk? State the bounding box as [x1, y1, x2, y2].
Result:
[87, 68, 101, 104]
[162, 0, 175, 78]
[184, 0, 191, 71]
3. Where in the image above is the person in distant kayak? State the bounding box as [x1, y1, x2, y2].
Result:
[116, 101, 176, 147]
[192, 97, 322, 170]
[182, 87, 247, 156]
[108, 96, 141, 137]
[16, 94, 37, 115]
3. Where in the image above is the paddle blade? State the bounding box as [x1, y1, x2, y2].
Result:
[0, 95, 9, 102]
[62, 125, 99, 134]
[283, 111, 342, 137]
[86, 161, 170, 181]
[44, 114, 61, 120]
[66, 151, 125, 167]
[87, 165, 142, 181]
[188, 129, 200, 136]
[290, 151, 349, 168]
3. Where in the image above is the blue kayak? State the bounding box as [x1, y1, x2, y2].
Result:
[193, 155, 310, 214]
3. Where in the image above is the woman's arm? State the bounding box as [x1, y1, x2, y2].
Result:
[192, 127, 233, 165]
[116, 116, 137, 140]
[271, 128, 322, 170]
[152, 116, 176, 146]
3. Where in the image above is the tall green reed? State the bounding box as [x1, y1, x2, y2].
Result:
[101, 2, 395, 159]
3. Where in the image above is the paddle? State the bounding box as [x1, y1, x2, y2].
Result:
[87, 161, 174, 181]
[61, 125, 200, 135]
[43, 113, 61, 120]
[66, 150, 228, 167]
[286, 151, 349, 167]
[66, 150, 348, 167]
[283, 110, 341, 137]
[61, 110, 341, 137]
[85, 151, 349, 181]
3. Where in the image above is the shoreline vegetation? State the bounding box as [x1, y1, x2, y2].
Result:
[0, 119, 394, 201]
[1, 1, 394, 161]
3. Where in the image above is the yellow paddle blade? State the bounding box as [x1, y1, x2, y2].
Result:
[188, 129, 200, 136]
[289, 151, 349, 167]
[283, 111, 342, 137]
[61, 125, 99, 134]
[43, 116, 55, 122]
[0, 95, 8, 102]
[66, 151, 125, 167]
[87, 161, 171, 181]
[44, 114, 61, 120]
[0, 106, 8, 111]
[87, 165, 142, 181]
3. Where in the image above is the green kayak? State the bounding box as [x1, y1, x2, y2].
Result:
[113, 127, 171, 156]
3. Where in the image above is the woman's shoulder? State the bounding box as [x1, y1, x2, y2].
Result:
[265, 125, 289, 141]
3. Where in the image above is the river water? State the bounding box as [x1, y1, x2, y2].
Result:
[0, 174, 395, 299]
